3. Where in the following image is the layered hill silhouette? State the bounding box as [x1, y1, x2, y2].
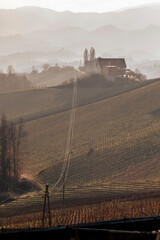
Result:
[0, 23, 160, 58]
[0, 4, 160, 71]
[1, 4, 160, 34]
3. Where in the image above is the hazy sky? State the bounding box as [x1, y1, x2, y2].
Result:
[0, 0, 159, 12]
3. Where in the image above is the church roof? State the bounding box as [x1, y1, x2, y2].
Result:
[97, 58, 127, 68]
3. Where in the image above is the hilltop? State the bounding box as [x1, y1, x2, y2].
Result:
[1, 5, 160, 35]
[0, 74, 147, 123]
[27, 66, 79, 87]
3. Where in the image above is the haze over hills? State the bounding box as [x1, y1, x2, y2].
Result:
[1, 24, 160, 58]
[0, 49, 79, 73]
[0, 3, 160, 78]
[1, 4, 160, 34]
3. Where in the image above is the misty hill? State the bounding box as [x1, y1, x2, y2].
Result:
[0, 7, 55, 35]
[0, 25, 160, 77]
[0, 4, 160, 77]
[1, 5, 160, 35]
[0, 24, 160, 74]
[0, 49, 79, 72]
[0, 5, 160, 53]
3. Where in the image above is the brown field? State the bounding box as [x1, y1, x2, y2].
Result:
[0, 77, 160, 226]
[21, 79, 160, 194]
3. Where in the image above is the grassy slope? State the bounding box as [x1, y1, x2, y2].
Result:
[19, 79, 160, 201]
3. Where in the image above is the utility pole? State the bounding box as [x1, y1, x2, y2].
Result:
[42, 183, 52, 227]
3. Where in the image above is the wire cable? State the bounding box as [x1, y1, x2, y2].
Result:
[50, 69, 78, 193]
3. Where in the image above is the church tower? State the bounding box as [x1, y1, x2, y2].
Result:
[90, 47, 95, 61]
[83, 48, 89, 66]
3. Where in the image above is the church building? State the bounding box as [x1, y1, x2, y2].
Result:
[82, 48, 127, 81]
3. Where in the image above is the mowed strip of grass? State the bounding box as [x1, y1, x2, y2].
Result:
[20, 79, 160, 198]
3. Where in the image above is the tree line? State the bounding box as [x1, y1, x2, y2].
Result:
[0, 115, 25, 191]
[0, 72, 31, 92]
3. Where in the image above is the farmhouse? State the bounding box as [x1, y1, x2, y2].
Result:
[82, 48, 127, 81]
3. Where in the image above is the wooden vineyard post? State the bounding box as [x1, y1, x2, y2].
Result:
[42, 183, 52, 227]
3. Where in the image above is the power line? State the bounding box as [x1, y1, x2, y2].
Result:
[41, 69, 78, 223]
[49, 69, 78, 197]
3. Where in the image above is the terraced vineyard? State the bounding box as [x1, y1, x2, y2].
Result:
[22, 79, 160, 198]
[0, 77, 160, 223]
[1, 196, 160, 228]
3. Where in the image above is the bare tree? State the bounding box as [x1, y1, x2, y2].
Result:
[10, 119, 24, 180]
[134, 68, 147, 81]
[15, 118, 24, 179]
[7, 65, 15, 74]
[0, 115, 12, 189]
[0, 115, 8, 184]
[0, 116, 25, 189]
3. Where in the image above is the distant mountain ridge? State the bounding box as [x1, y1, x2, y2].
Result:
[0, 23, 160, 62]
[0, 4, 160, 77]
[0, 4, 160, 36]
